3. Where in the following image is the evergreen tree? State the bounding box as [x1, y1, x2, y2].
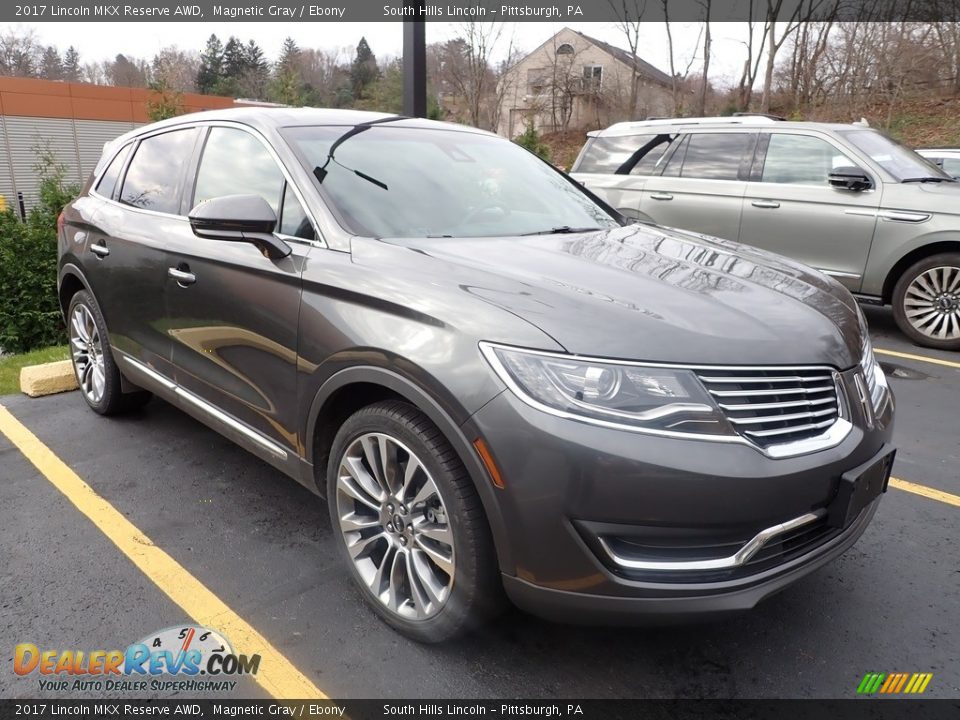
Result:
[350, 37, 379, 99]
[39, 46, 62, 80]
[272, 37, 304, 106]
[62, 46, 81, 82]
[218, 36, 246, 96]
[241, 40, 269, 99]
[196, 34, 224, 95]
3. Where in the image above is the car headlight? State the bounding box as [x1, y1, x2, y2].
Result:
[480, 343, 735, 437]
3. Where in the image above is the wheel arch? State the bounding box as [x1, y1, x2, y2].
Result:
[305, 366, 514, 573]
[882, 240, 960, 303]
[58, 263, 94, 319]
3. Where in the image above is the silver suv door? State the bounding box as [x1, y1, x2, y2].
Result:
[740, 131, 880, 292]
[638, 131, 755, 242]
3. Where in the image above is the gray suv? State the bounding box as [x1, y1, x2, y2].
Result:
[572, 116, 960, 350]
[59, 108, 894, 642]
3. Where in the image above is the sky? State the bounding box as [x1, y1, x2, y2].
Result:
[11, 21, 757, 88]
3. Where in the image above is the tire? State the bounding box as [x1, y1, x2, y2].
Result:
[67, 290, 152, 415]
[326, 400, 502, 642]
[892, 253, 960, 351]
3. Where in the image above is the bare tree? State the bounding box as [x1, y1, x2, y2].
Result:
[697, 0, 713, 115]
[443, 22, 503, 129]
[610, 0, 647, 119]
[735, 0, 769, 110]
[759, 0, 812, 112]
[0, 28, 42, 77]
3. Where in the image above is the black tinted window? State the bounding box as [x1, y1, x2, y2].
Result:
[120, 129, 197, 214]
[96, 143, 131, 199]
[193, 128, 284, 215]
[575, 135, 653, 174]
[279, 184, 315, 240]
[679, 133, 752, 180]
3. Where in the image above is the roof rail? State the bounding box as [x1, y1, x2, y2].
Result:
[595, 115, 782, 136]
[732, 112, 786, 121]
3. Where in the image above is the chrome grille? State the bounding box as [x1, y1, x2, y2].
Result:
[695, 367, 841, 448]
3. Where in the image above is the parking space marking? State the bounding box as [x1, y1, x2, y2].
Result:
[0, 404, 327, 700]
[874, 347, 960, 370]
[890, 477, 960, 508]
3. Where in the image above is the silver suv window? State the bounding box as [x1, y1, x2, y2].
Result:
[760, 134, 854, 185]
[666, 133, 753, 181]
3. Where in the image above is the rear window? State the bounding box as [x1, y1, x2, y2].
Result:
[671, 132, 753, 181]
[120, 128, 198, 215]
[575, 135, 654, 174]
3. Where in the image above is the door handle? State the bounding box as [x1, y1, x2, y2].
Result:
[90, 243, 110, 257]
[751, 200, 781, 209]
[649, 192, 673, 201]
[167, 267, 196, 286]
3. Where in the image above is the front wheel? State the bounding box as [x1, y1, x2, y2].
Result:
[326, 400, 501, 642]
[892, 253, 960, 351]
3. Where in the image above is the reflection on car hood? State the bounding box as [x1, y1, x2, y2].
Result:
[376, 224, 865, 368]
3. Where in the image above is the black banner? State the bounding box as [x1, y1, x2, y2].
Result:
[3, 0, 959, 23]
[2, 700, 960, 720]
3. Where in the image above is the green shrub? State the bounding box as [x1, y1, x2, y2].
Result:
[0, 148, 79, 354]
[514, 123, 551, 162]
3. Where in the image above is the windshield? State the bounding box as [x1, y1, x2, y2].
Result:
[281, 125, 620, 238]
[840, 129, 950, 181]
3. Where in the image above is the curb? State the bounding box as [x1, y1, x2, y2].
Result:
[20, 360, 78, 398]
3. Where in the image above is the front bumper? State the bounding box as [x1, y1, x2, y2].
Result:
[463, 367, 894, 622]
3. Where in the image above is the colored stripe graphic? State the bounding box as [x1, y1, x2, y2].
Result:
[857, 672, 933, 694]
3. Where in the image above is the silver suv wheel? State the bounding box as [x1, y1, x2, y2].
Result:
[335, 431, 455, 620]
[70, 303, 107, 404]
[903, 265, 960, 341]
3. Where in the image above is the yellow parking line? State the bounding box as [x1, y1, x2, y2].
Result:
[890, 477, 960, 508]
[0, 405, 326, 700]
[874, 347, 960, 370]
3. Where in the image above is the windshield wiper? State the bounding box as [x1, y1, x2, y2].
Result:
[902, 176, 955, 183]
[521, 226, 603, 236]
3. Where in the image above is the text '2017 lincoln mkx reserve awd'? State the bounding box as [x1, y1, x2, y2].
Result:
[58, 108, 895, 642]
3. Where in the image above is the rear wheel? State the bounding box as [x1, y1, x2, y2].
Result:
[326, 400, 501, 642]
[67, 290, 151, 415]
[892, 253, 960, 351]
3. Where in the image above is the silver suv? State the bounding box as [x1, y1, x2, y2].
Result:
[571, 116, 960, 350]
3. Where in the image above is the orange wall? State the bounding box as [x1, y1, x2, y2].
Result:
[0, 76, 237, 122]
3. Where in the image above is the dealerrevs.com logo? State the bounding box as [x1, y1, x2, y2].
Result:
[14, 625, 260, 693]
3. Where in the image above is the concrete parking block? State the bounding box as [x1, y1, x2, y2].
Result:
[19, 360, 77, 397]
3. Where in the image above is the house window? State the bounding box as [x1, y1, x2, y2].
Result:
[557, 43, 574, 55]
[583, 65, 603, 89]
[527, 67, 550, 95]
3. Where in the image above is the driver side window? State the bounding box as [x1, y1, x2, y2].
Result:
[761, 134, 855, 185]
[193, 127, 284, 216]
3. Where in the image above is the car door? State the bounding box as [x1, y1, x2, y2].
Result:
[83, 127, 201, 380]
[164, 124, 317, 458]
[638, 131, 755, 242]
[740, 131, 880, 292]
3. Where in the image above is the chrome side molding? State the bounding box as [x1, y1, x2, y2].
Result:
[120, 355, 288, 461]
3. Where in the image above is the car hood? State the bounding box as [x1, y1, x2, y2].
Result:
[373, 224, 865, 368]
[886, 180, 960, 214]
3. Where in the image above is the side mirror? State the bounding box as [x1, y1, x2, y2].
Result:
[828, 166, 873, 192]
[188, 194, 291, 260]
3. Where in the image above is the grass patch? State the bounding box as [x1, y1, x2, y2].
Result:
[0, 345, 70, 396]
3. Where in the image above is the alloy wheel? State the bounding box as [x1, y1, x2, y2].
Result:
[335, 432, 455, 620]
[903, 265, 960, 341]
[70, 303, 107, 404]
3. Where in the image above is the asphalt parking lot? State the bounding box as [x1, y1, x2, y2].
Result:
[1, 304, 958, 701]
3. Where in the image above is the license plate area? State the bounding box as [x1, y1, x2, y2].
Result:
[827, 446, 895, 529]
